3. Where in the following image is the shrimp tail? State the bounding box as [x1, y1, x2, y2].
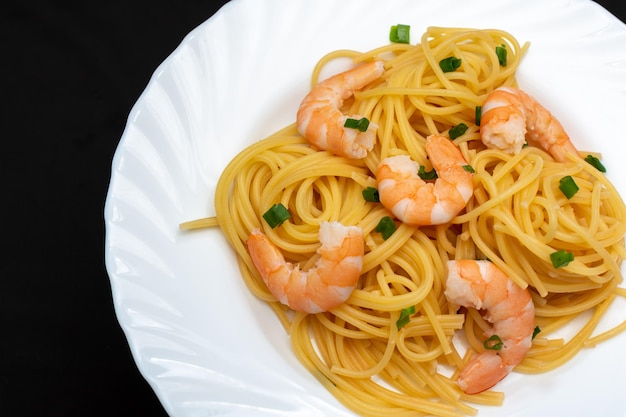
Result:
[457, 353, 510, 395]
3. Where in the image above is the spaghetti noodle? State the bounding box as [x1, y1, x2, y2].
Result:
[182, 26, 626, 416]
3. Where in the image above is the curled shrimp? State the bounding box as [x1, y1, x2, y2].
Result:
[296, 60, 385, 159]
[245, 221, 364, 314]
[444, 260, 535, 394]
[480, 86, 579, 162]
[375, 134, 474, 226]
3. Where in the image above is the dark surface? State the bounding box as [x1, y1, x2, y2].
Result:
[3, 1, 624, 416]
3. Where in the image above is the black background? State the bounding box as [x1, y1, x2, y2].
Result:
[3, 1, 624, 416]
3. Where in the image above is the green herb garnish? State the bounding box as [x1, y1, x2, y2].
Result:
[362, 186, 380, 203]
[418, 165, 438, 180]
[584, 154, 606, 173]
[439, 56, 462, 73]
[550, 249, 574, 268]
[375, 216, 396, 240]
[559, 175, 579, 199]
[484, 334, 503, 351]
[449, 123, 468, 139]
[262, 203, 291, 228]
[396, 305, 416, 330]
[390, 24, 411, 44]
[496, 44, 507, 66]
[344, 117, 370, 132]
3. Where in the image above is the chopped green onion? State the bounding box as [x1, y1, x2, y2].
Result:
[344, 117, 370, 132]
[449, 123, 468, 139]
[362, 186, 380, 203]
[439, 56, 462, 73]
[375, 216, 396, 240]
[496, 44, 507, 66]
[484, 334, 503, 351]
[389, 24, 411, 44]
[418, 165, 438, 180]
[396, 305, 416, 330]
[532, 325, 541, 340]
[550, 249, 574, 268]
[463, 164, 475, 173]
[262, 203, 291, 228]
[475, 105, 482, 126]
[584, 154, 606, 173]
[559, 175, 579, 199]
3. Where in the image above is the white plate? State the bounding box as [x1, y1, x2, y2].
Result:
[104, 0, 626, 415]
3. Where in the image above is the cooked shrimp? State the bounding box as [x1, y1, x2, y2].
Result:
[444, 260, 535, 395]
[296, 60, 385, 159]
[480, 86, 579, 162]
[375, 134, 474, 226]
[245, 221, 364, 314]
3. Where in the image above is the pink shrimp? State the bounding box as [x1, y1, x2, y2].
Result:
[296, 60, 385, 159]
[480, 86, 579, 162]
[245, 221, 364, 314]
[444, 259, 535, 395]
[375, 134, 474, 226]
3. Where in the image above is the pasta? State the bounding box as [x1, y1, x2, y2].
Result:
[182, 26, 626, 416]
